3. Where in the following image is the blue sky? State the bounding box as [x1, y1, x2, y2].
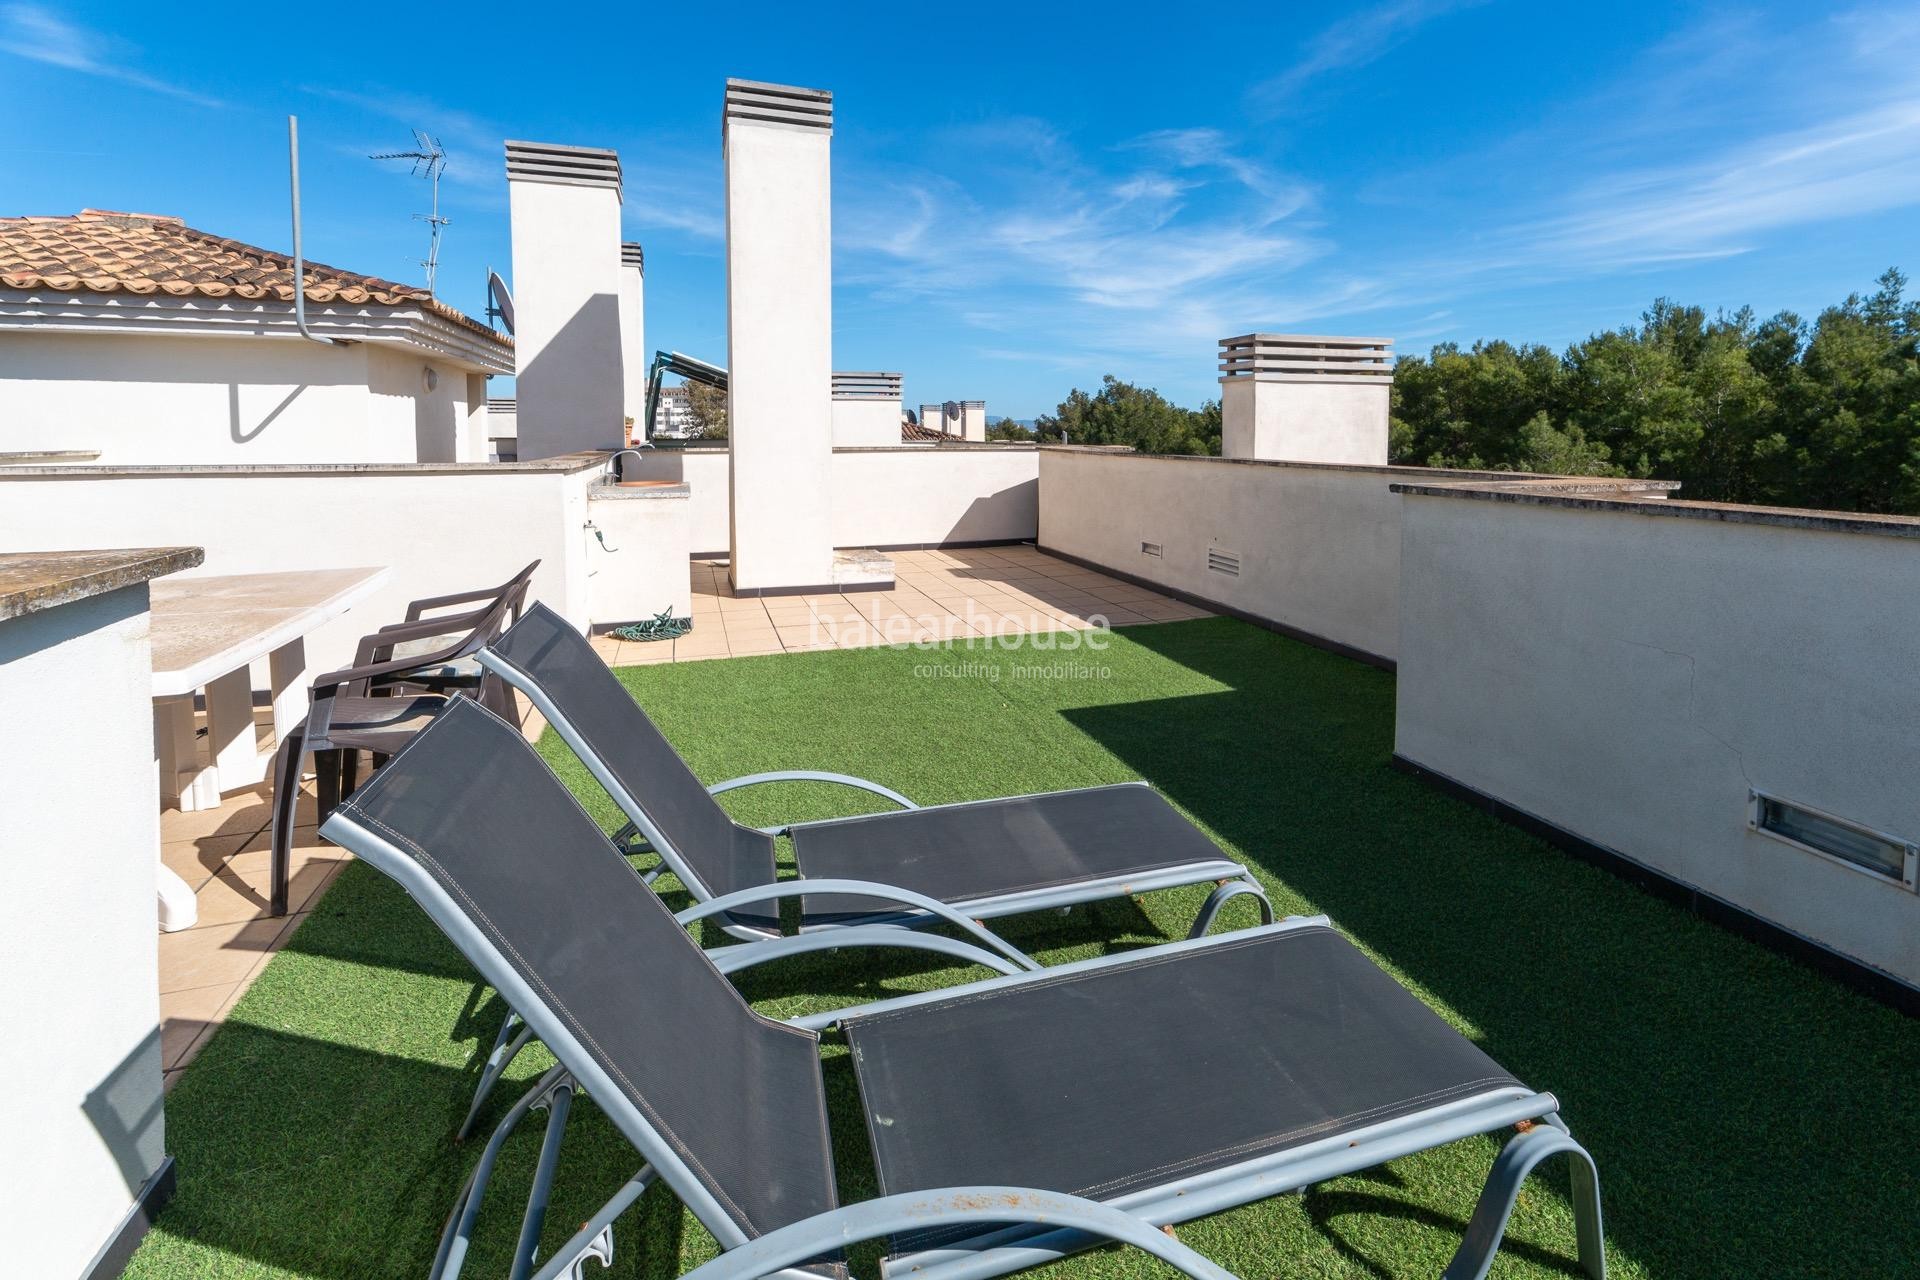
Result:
[3, 2, 1917, 417]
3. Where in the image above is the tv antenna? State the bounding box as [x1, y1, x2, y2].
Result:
[370, 129, 449, 294]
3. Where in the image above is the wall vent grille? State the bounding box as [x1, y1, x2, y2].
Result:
[1141, 541, 1164, 558]
[1750, 791, 1917, 889]
[1207, 547, 1241, 577]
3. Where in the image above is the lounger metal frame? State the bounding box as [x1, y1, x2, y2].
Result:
[323, 805, 1607, 1280]
[475, 646, 1274, 945]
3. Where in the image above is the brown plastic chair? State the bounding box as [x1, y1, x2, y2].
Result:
[265, 564, 538, 915]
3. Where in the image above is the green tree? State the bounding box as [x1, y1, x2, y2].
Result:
[684, 381, 728, 440]
[1033, 376, 1221, 455]
[1385, 270, 1920, 515]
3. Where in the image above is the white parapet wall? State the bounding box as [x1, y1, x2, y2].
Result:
[0, 455, 628, 678]
[622, 444, 1040, 554]
[0, 548, 201, 1275]
[831, 371, 904, 446]
[1392, 483, 1920, 990]
[507, 141, 627, 459]
[1218, 335, 1393, 466]
[723, 80, 836, 590]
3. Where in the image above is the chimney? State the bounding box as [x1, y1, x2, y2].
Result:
[831, 371, 904, 445]
[723, 79, 835, 592]
[1217, 335, 1393, 465]
[619, 242, 646, 435]
[959, 400, 987, 442]
[505, 141, 626, 458]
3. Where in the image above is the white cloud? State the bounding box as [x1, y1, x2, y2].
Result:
[1512, 98, 1920, 268]
[0, 5, 222, 107]
[1247, 0, 1485, 114]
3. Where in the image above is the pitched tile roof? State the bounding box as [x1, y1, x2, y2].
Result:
[901, 419, 953, 442]
[0, 210, 508, 348]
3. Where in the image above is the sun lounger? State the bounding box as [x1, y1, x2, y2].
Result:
[320, 697, 1606, 1280]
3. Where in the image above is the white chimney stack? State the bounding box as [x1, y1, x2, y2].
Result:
[832, 372, 904, 446]
[723, 79, 836, 592]
[619, 242, 646, 436]
[505, 141, 626, 459]
[1217, 335, 1393, 465]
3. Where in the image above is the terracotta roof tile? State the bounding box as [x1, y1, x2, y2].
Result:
[0, 210, 508, 348]
[901, 419, 952, 442]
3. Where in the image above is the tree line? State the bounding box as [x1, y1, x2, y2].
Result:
[1020, 270, 1920, 515]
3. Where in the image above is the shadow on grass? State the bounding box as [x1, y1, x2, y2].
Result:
[1062, 618, 1920, 1280]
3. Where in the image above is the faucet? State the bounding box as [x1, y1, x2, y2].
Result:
[607, 445, 651, 482]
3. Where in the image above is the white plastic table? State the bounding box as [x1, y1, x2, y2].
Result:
[149, 567, 387, 929]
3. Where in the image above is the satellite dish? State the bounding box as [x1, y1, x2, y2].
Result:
[486, 270, 515, 334]
[943, 400, 960, 423]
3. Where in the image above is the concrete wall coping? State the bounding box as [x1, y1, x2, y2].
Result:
[643, 442, 1038, 455]
[588, 480, 691, 501]
[1392, 478, 1920, 541]
[0, 450, 612, 481]
[0, 546, 203, 621]
[1036, 443, 1655, 486]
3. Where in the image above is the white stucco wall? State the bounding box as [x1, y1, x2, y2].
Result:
[0, 331, 480, 466]
[1220, 377, 1390, 465]
[0, 460, 610, 678]
[585, 487, 692, 624]
[1393, 494, 1920, 987]
[622, 446, 1040, 554]
[831, 397, 902, 447]
[1037, 448, 1409, 661]
[0, 584, 167, 1276]
[724, 116, 834, 590]
[508, 178, 626, 459]
[619, 260, 646, 427]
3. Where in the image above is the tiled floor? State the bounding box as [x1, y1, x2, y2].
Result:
[155, 545, 1203, 1084]
[154, 696, 552, 1091]
[590, 545, 1211, 665]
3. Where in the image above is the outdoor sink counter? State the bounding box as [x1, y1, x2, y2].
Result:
[1, 545, 201, 1278]
[0, 546, 203, 620]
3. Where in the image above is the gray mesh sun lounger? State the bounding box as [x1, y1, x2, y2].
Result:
[478, 603, 1274, 943]
[320, 698, 1606, 1280]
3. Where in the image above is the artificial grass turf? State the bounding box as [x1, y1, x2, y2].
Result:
[127, 617, 1920, 1280]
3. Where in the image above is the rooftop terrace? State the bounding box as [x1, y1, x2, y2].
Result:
[130, 613, 1917, 1279]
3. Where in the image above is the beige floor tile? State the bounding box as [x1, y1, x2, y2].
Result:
[722, 625, 781, 647]
[160, 983, 234, 1069]
[160, 831, 255, 892]
[776, 626, 829, 649]
[159, 792, 271, 845]
[672, 637, 732, 660]
[191, 850, 348, 926]
[617, 646, 675, 664]
[1127, 599, 1203, 620]
[159, 916, 293, 994]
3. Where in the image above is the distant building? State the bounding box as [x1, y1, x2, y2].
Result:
[904, 398, 987, 442]
[654, 382, 698, 438]
[0, 210, 512, 465]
